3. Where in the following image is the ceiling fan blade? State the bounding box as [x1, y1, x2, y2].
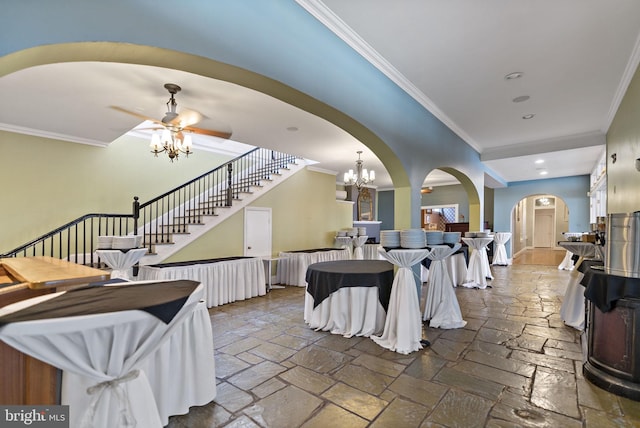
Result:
[184, 125, 232, 139]
[110, 106, 163, 125]
[174, 108, 203, 128]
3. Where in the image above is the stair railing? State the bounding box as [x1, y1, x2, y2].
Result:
[134, 147, 297, 254]
[0, 214, 135, 266]
[1, 147, 298, 263]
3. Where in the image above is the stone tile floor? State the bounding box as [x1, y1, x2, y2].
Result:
[167, 264, 640, 427]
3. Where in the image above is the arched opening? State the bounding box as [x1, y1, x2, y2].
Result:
[420, 168, 483, 233]
[511, 193, 569, 266]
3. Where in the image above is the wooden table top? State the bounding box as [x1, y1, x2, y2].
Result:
[0, 256, 109, 289]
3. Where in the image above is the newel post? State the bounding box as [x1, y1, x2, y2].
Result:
[132, 196, 140, 232]
[226, 163, 233, 207]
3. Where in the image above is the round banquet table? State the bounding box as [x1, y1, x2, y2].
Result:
[558, 241, 599, 330]
[304, 260, 393, 337]
[423, 244, 466, 329]
[371, 247, 432, 354]
[461, 237, 494, 289]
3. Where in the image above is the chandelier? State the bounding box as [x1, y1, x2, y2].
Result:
[344, 151, 375, 189]
[148, 83, 194, 162]
[149, 129, 193, 162]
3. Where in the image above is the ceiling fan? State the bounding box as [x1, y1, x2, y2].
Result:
[110, 83, 232, 160]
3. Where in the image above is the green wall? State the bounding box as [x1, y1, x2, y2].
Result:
[166, 168, 353, 261]
[0, 131, 236, 253]
[607, 64, 640, 213]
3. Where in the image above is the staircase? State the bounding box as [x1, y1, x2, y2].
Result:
[1, 148, 305, 266]
[137, 154, 305, 265]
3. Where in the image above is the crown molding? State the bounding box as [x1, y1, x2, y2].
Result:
[604, 29, 640, 131]
[480, 130, 605, 161]
[0, 123, 110, 147]
[295, 0, 480, 152]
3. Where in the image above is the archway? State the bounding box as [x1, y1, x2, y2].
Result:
[511, 193, 569, 265]
[2, 41, 421, 233]
[420, 167, 482, 232]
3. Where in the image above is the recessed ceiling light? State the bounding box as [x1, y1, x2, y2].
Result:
[522, 114, 535, 120]
[535, 159, 544, 164]
[286, 126, 299, 132]
[539, 170, 548, 175]
[505, 72, 524, 80]
[512, 95, 530, 103]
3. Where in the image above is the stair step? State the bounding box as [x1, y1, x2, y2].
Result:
[184, 208, 221, 216]
[155, 224, 202, 233]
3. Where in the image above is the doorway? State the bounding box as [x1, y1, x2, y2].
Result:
[534, 208, 555, 248]
[244, 207, 272, 257]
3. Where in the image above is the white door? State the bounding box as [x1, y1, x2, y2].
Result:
[534, 209, 554, 248]
[244, 207, 272, 257]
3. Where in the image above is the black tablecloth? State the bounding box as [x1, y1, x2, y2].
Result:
[305, 260, 394, 310]
[287, 248, 341, 254]
[421, 244, 469, 269]
[0, 280, 200, 326]
[582, 264, 640, 312]
[147, 256, 250, 268]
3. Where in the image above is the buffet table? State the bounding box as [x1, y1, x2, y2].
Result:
[0, 280, 216, 427]
[137, 256, 266, 308]
[423, 245, 466, 329]
[461, 237, 494, 289]
[371, 248, 431, 354]
[277, 248, 351, 286]
[304, 260, 393, 337]
[581, 265, 640, 400]
[363, 244, 382, 260]
[558, 242, 599, 330]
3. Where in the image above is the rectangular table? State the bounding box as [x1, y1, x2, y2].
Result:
[304, 260, 393, 337]
[137, 256, 266, 307]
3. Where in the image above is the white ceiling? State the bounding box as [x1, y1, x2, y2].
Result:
[2, 1, 640, 190]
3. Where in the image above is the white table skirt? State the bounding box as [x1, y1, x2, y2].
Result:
[423, 245, 466, 329]
[491, 232, 511, 266]
[137, 258, 266, 308]
[0, 283, 215, 428]
[371, 248, 431, 354]
[96, 248, 148, 280]
[304, 287, 386, 338]
[559, 270, 586, 330]
[422, 253, 467, 286]
[557, 243, 598, 331]
[277, 248, 351, 286]
[461, 237, 494, 289]
[558, 250, 574, 270]
[363, 244, 383, 260]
